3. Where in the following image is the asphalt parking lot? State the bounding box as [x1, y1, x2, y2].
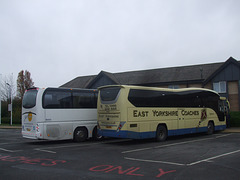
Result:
[0, 129, 240, 180]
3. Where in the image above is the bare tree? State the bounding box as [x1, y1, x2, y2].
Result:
[0, 74, 15, 102]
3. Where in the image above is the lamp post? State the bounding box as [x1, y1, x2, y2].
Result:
[6, 83, 12, 126]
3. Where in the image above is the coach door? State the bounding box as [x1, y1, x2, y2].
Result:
[178, 108, 201, 131]
[178, 109, 185, 130]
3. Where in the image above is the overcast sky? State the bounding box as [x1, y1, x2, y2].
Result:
[0, 0, 240, 88]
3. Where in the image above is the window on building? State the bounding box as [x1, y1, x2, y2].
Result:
[213, 81, 226, 93]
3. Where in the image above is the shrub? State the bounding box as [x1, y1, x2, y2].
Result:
[1, 117, 10, 124]
[229, 112, 240, 127]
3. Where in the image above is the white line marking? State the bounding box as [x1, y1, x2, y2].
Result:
[125, 149, 240, 167]
[123, 134, 237, 166]
[122, 137, 213, 154]
[0, 148, 21, 153]
[39, 144, 91, 150]
[34, 148, 56, 154]
[34, 139, 131, 153]
[0, 142, 26, 145]
[125, 157, 185, 166]
[122, 134, 232, 154]
[187, 149, 240, 166]
[215, 134, 231, 138]
[34, 142, 97, 151]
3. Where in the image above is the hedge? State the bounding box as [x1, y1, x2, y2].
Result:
[229, 111, 240, 127]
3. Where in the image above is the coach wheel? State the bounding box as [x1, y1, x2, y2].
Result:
[156, 125, 167, 142]
[74, 127, 88, 142]
[207, 121, 214, 135]
[92, 126, 103, 140]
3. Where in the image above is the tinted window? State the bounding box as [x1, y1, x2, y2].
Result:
[100, 87, 121, 102]
[128, 89, 184, 107]
[43, 90, 72, 108]
[22, 89, 38, 108]
[72, 91, 97, 108]
[42, 89, 97, 109]
[128, 89, 163, 107]
[128, 89, 218, 108]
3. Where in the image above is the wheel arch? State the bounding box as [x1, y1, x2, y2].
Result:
[156, 123, 168, 131]
[73, 126, 89, 142]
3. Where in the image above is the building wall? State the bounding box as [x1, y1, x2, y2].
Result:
[179, 84, 187, 88]
[188, 83, 202, 88]
[157, 84, 188, 88]
[212, 63, 240, 82]
[203, 82, 212, 90]
[209, 62, 240, 111]
[228, 81, 239, 111]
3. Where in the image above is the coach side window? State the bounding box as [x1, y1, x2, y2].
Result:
[72, 91, 97, 108]
[43, 90, 72, 108]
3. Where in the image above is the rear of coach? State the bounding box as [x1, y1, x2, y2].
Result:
[22, 87, 45, 139]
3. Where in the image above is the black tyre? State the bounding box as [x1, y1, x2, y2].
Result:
[207, 121, 214, 135]
[73, 127, 88, 142]
[92, 126, 103, 140]
[156, 125, 167, 142]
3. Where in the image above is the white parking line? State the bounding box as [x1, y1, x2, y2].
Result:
[34, 148, 56, 154]
[187, 149, 240, 166]
[0, 142, 25, 145]
[0, 148, 22, 153]
[215, 134, 232, 138]
[125, 157, 186, 166]
[34, 139, 132, 153]
[122, 137, 213, 154]
[123, 134, 237, 166]
[122, 134, 232, 154]
[125, 149, 240, 166]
